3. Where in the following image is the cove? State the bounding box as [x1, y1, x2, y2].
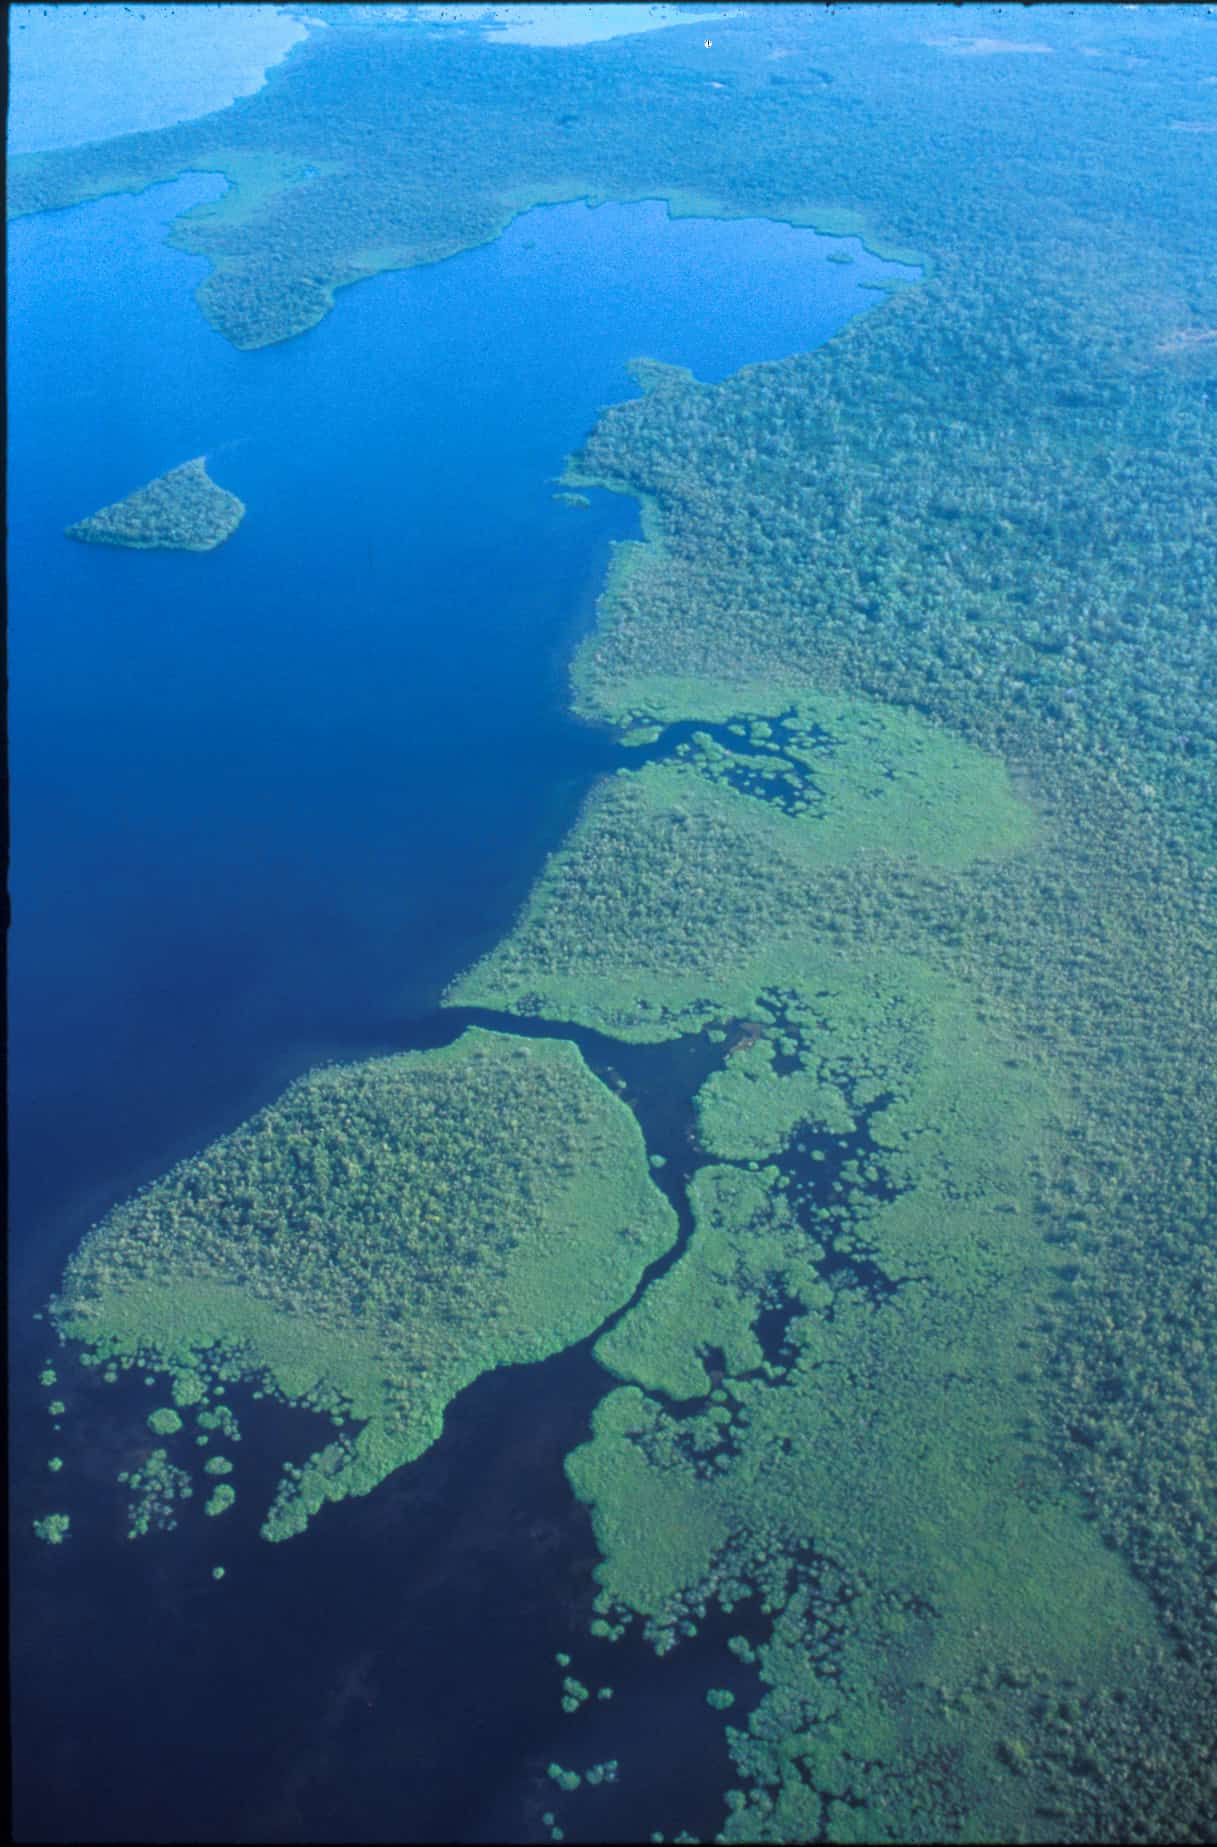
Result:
[9, 176, 916, 1323]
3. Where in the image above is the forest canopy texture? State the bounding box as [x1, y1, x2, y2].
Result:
[19, 6, 1217, 1841]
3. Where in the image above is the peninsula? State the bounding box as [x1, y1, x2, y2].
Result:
[66, 456, 244, 552]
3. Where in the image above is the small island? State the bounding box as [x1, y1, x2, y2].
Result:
[66, 457, 245, 552]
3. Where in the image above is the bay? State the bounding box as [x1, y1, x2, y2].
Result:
[9, 172, 915, 1841]
[9, 176, 914, 1316]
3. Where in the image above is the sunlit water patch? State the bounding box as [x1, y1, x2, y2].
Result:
[7, 4, 312, 155]
[345, 5, 739, 48]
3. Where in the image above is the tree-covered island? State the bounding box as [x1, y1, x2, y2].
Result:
[66, 456, 245, 552]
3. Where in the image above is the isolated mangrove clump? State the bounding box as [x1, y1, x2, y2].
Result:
[65, 457, 245, 553]
[120, 1448, 193, 1541]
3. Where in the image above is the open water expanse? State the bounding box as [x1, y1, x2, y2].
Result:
[10, 174, 914, 1841]
[7, 4, 310, 154]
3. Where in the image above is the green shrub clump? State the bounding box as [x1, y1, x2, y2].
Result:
[66, 458, 245, 553]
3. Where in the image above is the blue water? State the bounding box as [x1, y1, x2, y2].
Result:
[8, 4, 310, 155]
[9, 180, 913, 1314]
[9, 177, 915, 1841]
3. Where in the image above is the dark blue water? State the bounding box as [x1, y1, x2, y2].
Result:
[9, 176, 914, 1842]
[9, 179, 912, 1318]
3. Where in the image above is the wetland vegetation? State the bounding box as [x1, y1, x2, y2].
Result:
[50, 1030, 675, 1542]
[24, 4, 1217, 1840]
